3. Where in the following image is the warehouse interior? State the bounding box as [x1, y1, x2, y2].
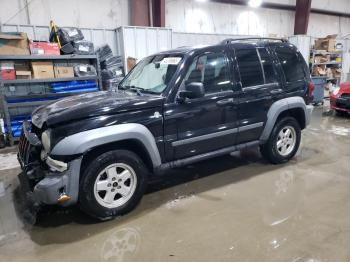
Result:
[1, 0, 350, 261]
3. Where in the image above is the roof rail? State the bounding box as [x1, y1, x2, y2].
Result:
[220, 37, 288, 44]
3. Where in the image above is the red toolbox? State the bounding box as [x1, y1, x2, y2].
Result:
[29, 41, 60, 55]
[1, 69, 16, 80]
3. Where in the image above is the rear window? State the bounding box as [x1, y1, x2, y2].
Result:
[258, 48, 277, 84]
[236, 49, 264, 88]
[275, 47, 305, 82]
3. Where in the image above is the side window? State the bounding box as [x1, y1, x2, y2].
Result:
[184, 52, 231, 94]
[258, 48, 277, 83]
[275, 47, 305, 82]
[236, 49, 264, 88]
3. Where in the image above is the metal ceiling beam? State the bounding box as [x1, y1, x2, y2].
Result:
[210, 0, 350, 18]
[294, 0, 312, 35]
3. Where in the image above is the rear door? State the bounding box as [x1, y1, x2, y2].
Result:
[232, 46, 283, 144]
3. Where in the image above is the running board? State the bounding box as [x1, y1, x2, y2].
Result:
[156, 140, 260, 173]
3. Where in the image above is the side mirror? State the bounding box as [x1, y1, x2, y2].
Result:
[178, 82, 205, 102]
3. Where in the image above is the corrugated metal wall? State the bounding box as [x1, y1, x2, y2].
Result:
[288, 35, 312, 65]
[172, 32, 252, 48]
[115, 26, 172, 72]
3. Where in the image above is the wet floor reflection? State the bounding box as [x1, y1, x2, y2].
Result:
[0, 106, 350, 261]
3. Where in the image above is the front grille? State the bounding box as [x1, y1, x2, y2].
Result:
[17, 121, 42, 171]
[336, 96, 350, 109]
[18, 131, 31, 167]
[341, 93, 350, 99]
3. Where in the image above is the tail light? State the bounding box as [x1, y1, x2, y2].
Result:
[308, 81, 315, 103]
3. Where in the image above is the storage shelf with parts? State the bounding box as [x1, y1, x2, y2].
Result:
[0, 54, 102, 146]
[309, 49, 343, 86]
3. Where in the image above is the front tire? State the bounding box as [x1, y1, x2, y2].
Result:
[260, 117, 301, 164]
[79, 150, 148, 220]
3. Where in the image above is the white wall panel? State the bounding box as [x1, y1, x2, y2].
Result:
[172, 32, 254, 48]
[288, 35, 312, 64]
[166, 0, 294, 37]
[0, 0, 129, 29]
[312, 0, 350, 14]
[115, 26, 172, 72]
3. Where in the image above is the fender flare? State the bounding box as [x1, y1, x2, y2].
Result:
[50, 123, 162, 167]
[260, 97, 310, 142]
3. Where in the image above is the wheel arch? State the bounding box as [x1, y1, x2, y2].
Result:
[80, 139, 155, 174]
[260, 97, 308, 142]
[50, 123, 162, 170]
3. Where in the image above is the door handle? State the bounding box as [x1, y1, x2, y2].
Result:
[216, 98, 235, 107]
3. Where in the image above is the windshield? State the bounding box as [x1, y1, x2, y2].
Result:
[120, 55, 183, 94]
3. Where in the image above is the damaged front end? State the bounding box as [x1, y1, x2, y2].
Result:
[17, 121, 81, 208]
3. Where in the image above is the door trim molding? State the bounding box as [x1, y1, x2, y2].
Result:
[172, 122, 264, 147]
[238, 122, 264, 132]
[172, 127, 238, 147]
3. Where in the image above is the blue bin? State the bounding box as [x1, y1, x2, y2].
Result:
[311, 76, 327, 104]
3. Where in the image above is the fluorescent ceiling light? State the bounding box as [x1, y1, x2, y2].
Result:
[196, 0, 208, 2]
[248, 0, 262, 8]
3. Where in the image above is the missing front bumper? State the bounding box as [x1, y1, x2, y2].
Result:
[18, 157, 82, 207]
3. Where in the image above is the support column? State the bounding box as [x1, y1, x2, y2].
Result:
[294, 0, 312, 35]
[153, 0, 165, 27]
[130, 0, 150, 26]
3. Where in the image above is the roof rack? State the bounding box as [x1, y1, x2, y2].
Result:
[220, 37, 288, 44]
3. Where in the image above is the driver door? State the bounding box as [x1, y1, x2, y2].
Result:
[163, 50, 239, 161]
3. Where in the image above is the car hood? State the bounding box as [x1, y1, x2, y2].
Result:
[31, 91, 164, 128]
[340, 81, 350, 93]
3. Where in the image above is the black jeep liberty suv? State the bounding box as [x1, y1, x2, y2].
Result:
[18, 38, 314, 220]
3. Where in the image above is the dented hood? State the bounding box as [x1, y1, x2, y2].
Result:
[31, 91, 164, 128]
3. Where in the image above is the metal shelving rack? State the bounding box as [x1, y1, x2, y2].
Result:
[310, 50, 343, 84]
[0, 54, 102, 145]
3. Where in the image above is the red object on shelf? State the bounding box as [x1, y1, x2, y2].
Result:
[1, 69, 16, 80]
[29, 41, 60, 55]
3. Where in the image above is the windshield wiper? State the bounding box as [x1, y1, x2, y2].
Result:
[120, 85, 144, 96]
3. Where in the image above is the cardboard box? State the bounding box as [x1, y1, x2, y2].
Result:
[16, 70, 31, 80]
[314, 55, 329, 64]
[29, 41, 60, 55]
[312, 65, 326, 76]
[331, 68, 342, 78]
[0, 32, 30, 55]
[127, 57, 137, 72]
[314, 35, 337, 52]
[14, 61, 30, 71]
[54, 66, 74, 78]
[1, 70, 16, 80]
[31, 61, 55, 79]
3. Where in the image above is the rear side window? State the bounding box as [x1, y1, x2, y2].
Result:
[236, 49, 264, 88]
[258, 48, 276, 83]
[275, 47, 305, 82]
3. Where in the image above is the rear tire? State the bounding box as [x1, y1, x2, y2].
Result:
[260, 117, 301, 164]
[79, 150, 148, 220]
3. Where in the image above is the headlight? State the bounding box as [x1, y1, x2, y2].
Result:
[41, 130, 51, 152]
[332, 87, 341, 96]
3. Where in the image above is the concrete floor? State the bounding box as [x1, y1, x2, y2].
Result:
[0, 106, 350, 262]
